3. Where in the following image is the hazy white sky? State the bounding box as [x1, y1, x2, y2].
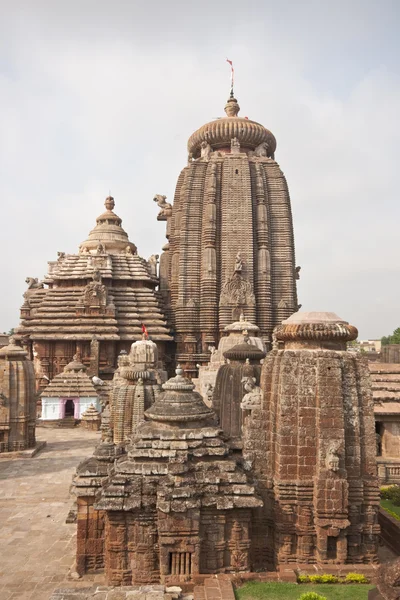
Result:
[1, 0, 399, 339]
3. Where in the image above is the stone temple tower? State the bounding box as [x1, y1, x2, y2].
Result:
[157, 94, 298, 375]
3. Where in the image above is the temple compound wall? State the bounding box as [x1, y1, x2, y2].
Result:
[242, 312, 380, 567]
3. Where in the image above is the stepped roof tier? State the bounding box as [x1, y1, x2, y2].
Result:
[16, 197, 172, 343]
[370, 362, 400, 415]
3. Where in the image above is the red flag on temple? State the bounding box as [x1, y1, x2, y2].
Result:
[141, 323, 149, 339]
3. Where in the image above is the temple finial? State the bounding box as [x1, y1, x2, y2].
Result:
[105, 195, 115, 211]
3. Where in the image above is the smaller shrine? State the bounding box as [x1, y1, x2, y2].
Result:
[195, 313, 266, 403]
[212, 341, 265, 441]
[40, 355, 100, 421]
[110, 336, 167, 444]
[0, 337, 36, 452]
[74, 366, 262, 584]
[81, 404, 101, 431]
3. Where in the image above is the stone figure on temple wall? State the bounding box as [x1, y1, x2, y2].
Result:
[326, 442, 341, 472]
[205, 383, 214, 405]
[57, 251, 66, 261]
[231, 137, 241, 154]
[153, 194, 172, 219]
[254, 142, 269, 157]
[148, 254, 159, 277]
[96, 243, 106, 254]
[81, 271, 107, 308]
[295, 266, 301, 280]
[240, 376, 263, 410]
[234, 252, 243, 273]
[25, 277, 44, 290]
[200, 140, 212, 161]
[125, 245, 133, 255]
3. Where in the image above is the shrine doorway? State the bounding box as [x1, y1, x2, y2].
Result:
[65, 399, 75, 417]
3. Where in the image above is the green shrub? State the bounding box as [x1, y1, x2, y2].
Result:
[381, 484, 400, 505]
[298, 593, 327, 600]
[297, 575, 310, 583]
[344, 572, 370, 584]
[308, 574, 338, 584]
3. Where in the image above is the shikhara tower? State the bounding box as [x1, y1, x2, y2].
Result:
[157, 94, 299, 375]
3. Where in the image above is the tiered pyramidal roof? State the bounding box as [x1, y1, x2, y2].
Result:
[16, 197, 172, 343]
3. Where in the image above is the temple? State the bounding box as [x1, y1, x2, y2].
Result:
[156, 95, 299, 375]
[5, 89, 388, 591]
[15, 196, 172, 388]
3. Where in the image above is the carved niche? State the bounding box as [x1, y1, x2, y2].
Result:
[77, 271, 108, 315]
[219, 273, 256, 308]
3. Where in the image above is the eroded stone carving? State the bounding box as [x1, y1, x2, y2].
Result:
[240, 376, 263, 410]
[153, 194, 172, 219]
[326, 442, 341, 472]
[254, 142, 269, 157]
[25, 277, 43, 289]
[220, 273, 256, 307]
[148, 254, 159, 277]
[231, 137, 240, 154]
[200, 140, 212, 161]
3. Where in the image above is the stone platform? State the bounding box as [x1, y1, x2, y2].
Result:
[0, 440, 47, 459]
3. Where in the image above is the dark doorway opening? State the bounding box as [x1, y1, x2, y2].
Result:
[327, 536, 337, 560]
[65, 399, 75, 417]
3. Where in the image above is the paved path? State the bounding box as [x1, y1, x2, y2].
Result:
[0, 427, 101, 600]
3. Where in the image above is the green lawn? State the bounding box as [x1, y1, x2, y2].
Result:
[236, 581, 373, 600]
[381, 498, 400, 519]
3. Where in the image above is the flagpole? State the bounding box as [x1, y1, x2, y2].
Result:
[226, 58, 234, 98]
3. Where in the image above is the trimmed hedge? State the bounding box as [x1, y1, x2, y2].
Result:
[297, 573, 369, 585]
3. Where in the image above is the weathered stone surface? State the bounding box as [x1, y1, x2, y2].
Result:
[242, 311, 380, 568]
[75, 368, 262, 585]
[0, 337, 36, 452]
[156, 96, 298, 376]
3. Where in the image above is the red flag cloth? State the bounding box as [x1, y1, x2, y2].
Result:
[226, 58, 233, 67]
[141, 323, 149, 339]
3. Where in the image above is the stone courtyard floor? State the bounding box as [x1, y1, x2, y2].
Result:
[0, 426, 102, 600]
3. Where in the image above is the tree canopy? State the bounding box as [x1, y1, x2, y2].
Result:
[381, 327, 400, 345]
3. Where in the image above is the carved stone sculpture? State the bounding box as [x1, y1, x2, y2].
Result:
[234, 252, 243, 273]
[200, 140, 212, 160]
[148, 254, 159, 277]
[153, 194, 172, 219]
[240, 376, 263, 410]
[231, 137, 240, 154]
[254, 141, 269, 157]
[25, 277, 43, 289]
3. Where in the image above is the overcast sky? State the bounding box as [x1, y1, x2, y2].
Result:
[1, 0, 399, 339]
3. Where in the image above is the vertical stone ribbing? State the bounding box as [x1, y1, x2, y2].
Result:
[220, 156, 254, 287]
[200, 160, 220, 348]
[250, 161, 273, 343]
[265, 161, 297, 325]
